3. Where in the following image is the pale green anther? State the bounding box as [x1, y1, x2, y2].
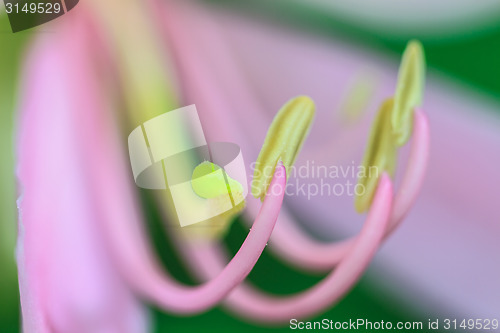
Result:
[191, 161, 243, 199]
[355, 98, 398, 213]
[392, 40, 426, 146]
[252, 96, 315, 200]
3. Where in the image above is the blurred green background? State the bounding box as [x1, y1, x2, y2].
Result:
[1, 12, 30, 333]
[1, 1, 499, 331]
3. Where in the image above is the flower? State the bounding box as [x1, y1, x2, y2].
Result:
[15, 0, 432, 331]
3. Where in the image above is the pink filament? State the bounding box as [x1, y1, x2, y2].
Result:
[183, 174, 393, 323]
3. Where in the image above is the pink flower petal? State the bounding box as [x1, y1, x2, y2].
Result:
[16, 15, 149, 333]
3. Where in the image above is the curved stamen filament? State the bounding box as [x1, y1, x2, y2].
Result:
[181, 174, 393, 323]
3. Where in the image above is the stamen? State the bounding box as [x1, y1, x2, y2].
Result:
[181, 174, 393, 323]
[355, 98, 397, 213]
[392, 40, 425, 146]
[252, 96, 315, 200]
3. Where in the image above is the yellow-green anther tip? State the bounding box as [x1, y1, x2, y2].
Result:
[252, 95, 315, 200]
[191, 161, 243, 199]
[355, 40, 425, 212]
[392, 39, 426, 147]
[355, 98, 398, 213]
